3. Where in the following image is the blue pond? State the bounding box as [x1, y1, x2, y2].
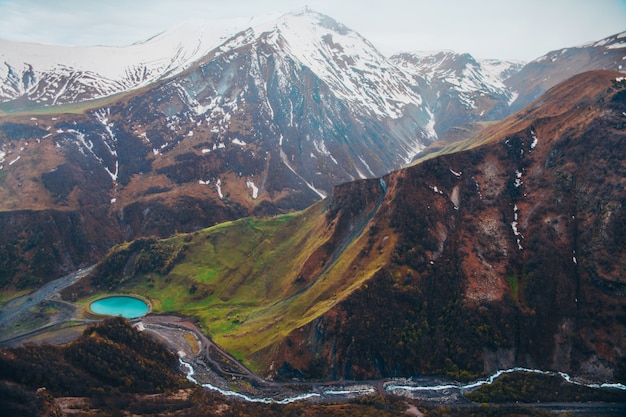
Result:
[89, 296, 149, 319]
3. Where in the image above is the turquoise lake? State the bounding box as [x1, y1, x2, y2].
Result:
[89, 296, 149, 319]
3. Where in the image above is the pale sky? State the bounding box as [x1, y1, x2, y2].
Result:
[0, 0, 624, 61]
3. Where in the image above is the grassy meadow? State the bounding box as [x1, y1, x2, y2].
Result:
[102, 199, 393, 371]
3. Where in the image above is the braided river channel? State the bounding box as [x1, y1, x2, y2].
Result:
[179, 359, 626, 404]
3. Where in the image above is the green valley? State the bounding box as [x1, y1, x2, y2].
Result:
[82, 192, 395, 371]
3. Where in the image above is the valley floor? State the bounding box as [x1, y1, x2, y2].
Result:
[1, 269, 625, 413]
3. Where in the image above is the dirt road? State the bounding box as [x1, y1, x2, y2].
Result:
[0, 266, 94, 345]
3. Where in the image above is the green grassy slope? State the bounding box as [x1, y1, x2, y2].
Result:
[89, 192, 395, 370]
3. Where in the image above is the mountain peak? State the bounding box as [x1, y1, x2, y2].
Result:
[236, 8, 427, 123]
[285, 5, 332, 18]
[249, 7, 351, 41]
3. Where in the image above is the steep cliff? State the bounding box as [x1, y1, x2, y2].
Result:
[267, 71, 626, 381]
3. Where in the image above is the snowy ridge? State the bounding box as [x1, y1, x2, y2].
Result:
[533, 31, 626, 64]
[0, 19, 235, 105]
[0, 7, 431, 134]
[392, 50, 523, 109]
[266, 10, 425, 120]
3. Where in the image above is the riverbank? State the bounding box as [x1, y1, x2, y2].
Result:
[135, 314, 626, 406]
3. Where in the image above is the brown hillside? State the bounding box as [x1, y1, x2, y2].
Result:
[266, 71, 626, 382]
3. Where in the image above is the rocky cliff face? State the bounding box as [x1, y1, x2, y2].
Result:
[266, 71, 626, 382]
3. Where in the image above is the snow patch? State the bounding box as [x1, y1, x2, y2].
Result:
[511, 204, 523, 250]
[107, 161, 119, 182]
[246, 179, 259, 199]
[313, 138, 330, 156]
[429, 185, 444, 195]
[530, 130, 538, 149]
[216, 178, 223, 199]
[514, 170, 523, 188]
[606, 42, 626, 50]
[358, 156, 376, 177]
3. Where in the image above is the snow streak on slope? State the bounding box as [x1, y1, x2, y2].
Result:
[392, 51, 523, 109]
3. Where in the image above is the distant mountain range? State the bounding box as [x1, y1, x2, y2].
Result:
[2, 10, 624, 129]
[0, 8, 624, 290]
[0, 19, 233, 107]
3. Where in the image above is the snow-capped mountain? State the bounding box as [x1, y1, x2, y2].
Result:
[248, 9, 427, 121]
[0, 9, 436, 245]
[0, 8, 624, 290]
[108, 8, 436, 191]
[391, 50, 524, 136]
[0, 8, 430, 127]
[0, 19, 236, 107]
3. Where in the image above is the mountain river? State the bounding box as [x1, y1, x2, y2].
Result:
[179, 358, 626, 404]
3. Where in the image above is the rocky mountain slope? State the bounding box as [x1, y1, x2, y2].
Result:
[392, 31, 626, 139]
[84, 70, 626, 382]
[279, 69, 626, 380]
[273, 70, 626, 381]
[392, 51, 524, 136]
[0, 10, 623, 291]
[0, 10, 434, 288]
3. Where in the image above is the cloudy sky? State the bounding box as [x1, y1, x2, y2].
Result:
[0, 0, 624, 61]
